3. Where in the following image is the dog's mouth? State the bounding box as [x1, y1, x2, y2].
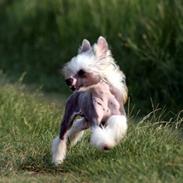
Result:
[67, 83, 84, 91]
[71, 85, 84, 91]
[70, 86, 76, 91]
[70, 85, 82, 91]
[65, 79, 85, 91]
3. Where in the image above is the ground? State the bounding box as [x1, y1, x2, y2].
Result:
[0, 82, 183, 183]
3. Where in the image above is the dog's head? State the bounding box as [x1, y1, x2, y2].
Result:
[62, 36, 127, 102]
[62, 36, 110, 91]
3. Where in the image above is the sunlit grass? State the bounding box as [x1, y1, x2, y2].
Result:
[0, 82, 183, 182]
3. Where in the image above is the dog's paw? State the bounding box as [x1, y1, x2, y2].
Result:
[51, 136, 67, 165]
[52, 158, 64, 166]
[91, 126, 116, 150]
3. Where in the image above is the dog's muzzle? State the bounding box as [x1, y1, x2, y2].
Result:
[65, 78, 76, 91]
[65, 78, 73, 86]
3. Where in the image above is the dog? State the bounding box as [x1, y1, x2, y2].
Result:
[51, 36, 128, 165]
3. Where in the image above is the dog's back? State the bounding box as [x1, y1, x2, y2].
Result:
[67, 81, 122, 126]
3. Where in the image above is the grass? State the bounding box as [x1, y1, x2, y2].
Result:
[0, 79, 183, 182]
[0, 2, 183, 181]
[0, 1, 183, 182]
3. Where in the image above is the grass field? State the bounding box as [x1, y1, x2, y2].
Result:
[0, 0, 183, 182]
[0, 78, 183, 183]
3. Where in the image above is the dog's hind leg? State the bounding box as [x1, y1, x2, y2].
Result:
[91, 115, 127, 150]
[66, 118, 89, 147]
[106, 115, 128, 144]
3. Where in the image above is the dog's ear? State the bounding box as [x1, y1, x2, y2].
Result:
[95, 36, 109, 58]
[79, 39, 91, 53]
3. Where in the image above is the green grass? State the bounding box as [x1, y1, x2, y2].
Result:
[0, 81, 183, 182]
[0, 1, 183, 182]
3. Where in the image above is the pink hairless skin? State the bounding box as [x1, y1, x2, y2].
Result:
[59, 80, 125, 141]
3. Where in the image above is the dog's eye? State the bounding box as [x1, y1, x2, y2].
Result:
[78, 69, 86, 77]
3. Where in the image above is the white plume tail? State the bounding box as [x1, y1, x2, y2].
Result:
[90, 115, 127, 150]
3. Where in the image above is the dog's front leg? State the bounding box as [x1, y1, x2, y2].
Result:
[52, 96, 79, 165]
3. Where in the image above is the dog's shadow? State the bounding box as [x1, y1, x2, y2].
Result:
[19, 131, 124, 174]
[20, 134, 118, 175]
[58, 135, 120, 173]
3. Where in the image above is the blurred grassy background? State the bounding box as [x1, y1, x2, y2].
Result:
[0, 0, 183, 114]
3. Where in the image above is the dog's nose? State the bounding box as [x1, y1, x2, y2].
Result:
[65, 78, 73, 86]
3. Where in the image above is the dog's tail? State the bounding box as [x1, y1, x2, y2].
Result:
[90, 115, 127, 150]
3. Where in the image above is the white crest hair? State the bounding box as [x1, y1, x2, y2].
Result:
[62, 37, 128, 103]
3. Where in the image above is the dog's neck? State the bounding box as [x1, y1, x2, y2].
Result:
[76, 80, 107, 92]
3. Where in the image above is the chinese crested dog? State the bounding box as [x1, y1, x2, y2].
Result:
[51, 36, 128, 165]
